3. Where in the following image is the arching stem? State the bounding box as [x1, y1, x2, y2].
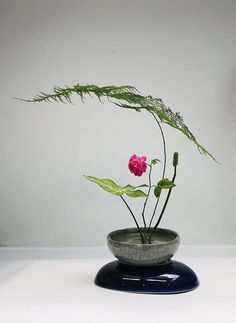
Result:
[147, 111, 167, 231]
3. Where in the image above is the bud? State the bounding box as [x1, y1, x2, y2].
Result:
[173, 152, 179, 167]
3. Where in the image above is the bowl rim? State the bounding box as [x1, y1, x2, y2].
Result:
[107, 227, 180, 247]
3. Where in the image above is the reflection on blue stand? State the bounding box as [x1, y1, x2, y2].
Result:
[95, 260, 199, 294]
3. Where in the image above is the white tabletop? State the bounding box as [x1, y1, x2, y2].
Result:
[0, 248, 235, 323]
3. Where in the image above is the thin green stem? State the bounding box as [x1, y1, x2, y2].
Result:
[147, 111, 167, 231]
[150, 166, 177, 239]
[120, 196, 145, 244]
[141, 164, 152, 239]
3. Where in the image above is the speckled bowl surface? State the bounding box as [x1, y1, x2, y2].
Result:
[107, 228, 180, 266]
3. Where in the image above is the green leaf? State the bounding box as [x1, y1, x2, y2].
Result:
[126, 190, 147, 198]
[157, 178, 176, 189]
[154, 186, 162, 198]
[154, 178, 176, 198]
[122, 184, 134, 191]
[84, 176, 137, 196]
[151, 158, 161, 165]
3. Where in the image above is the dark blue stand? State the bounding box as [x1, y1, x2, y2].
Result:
[95, 260, 199, 294]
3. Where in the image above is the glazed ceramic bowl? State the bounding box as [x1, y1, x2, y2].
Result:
[107, 227, 180, 266]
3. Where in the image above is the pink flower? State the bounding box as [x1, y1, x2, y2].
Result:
[128, 154, 147, 177]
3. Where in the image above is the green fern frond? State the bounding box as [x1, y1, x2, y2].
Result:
[18, 83, 216, 161]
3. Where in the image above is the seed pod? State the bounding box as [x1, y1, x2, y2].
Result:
[173, 152, 179, 167]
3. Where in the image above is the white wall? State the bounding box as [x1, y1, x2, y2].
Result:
[0, 0, 235, 246]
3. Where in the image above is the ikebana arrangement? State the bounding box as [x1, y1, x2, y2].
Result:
[19, 83, 215, 293]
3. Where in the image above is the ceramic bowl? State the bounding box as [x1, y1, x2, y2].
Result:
[107, 227, 180, 266]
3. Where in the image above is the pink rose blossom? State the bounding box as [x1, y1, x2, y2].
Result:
[128, 154, 147, 177]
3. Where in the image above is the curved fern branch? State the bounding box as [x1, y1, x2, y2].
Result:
[17, 83, 216, 161]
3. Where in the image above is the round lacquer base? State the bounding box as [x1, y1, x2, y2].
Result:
[95, 260, 199, 294]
